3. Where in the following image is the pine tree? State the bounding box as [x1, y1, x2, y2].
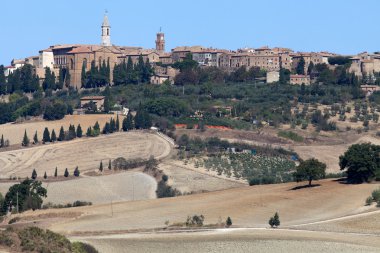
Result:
[43, 127, 51, 143]
[58, 126, 65, 141]
[22, 130, 30, 146]
[115, 115, 120, 131]
[74, 166, 80, 177]
[76, 124, 83, 138]
[33, 131, 39, 144]
[51, 129, 57, 142]
[64, 168, 69, 177]
[54, 167, 58, 177]
[99, 160, 103, 172]
[108, 159, 112, 170]
[31, 169, 37, 180]
[0, 134, 4, 148]
[43, 171, 47, 179]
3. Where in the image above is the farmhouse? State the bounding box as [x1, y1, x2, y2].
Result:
[80, 96, 105, 111]
[290, 74, 311, 85]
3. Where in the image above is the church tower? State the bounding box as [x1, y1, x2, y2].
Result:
[101, 12, 111, 47]
[155, 29, 165, 53]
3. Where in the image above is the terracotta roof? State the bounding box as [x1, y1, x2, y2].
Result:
[67, 46, 94, 54]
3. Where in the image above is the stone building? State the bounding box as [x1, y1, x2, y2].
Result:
[290, 74, 311, 85]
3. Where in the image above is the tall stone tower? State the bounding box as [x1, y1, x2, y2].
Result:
[155, 30, 165, 53]
[101, 12, 111, 47]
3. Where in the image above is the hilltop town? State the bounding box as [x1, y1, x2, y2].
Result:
[2, 13, 380, 90]
[0, 13, 380, 253]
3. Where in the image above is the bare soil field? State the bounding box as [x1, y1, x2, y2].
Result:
[0, 171, 157, 205]
[0, 132, 171, 178]
[0, 114, 117, 146]
[72, 229, 380, 253]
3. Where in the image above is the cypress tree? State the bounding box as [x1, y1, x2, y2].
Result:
[110, 118, 116, 133]
[68, 124, 76, 140]
[296, 57, 305, 75]
[76, 124, 83, 138]
[22, 130, 30, 146]
[0, 134, 4, 148]
[43, 127, 51, 143]
[108, 159, 112, 170]
[86, 127, 92, 137]
[64, 168, 69, 177]
[99, 160, 103, 172]
[122, 113, 134, 131]
[43, 171, 47, 179]
[51, 129, 57, 142]
[33, 131, 39, 144]
[58, 126, 65, 141]
[226, 217, 232, 227]
[115, 115, 120, 131]
[74, 166, 80, 177]
[54, 167, 58, 177]
[103, 122, 111, 134]
[31, 169, 37, 180]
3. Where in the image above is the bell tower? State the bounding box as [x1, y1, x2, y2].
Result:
[155, 28, 165, 53]
[101, 12, 111, 47]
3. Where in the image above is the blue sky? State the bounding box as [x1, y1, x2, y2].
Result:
[1, 0, 379, 65]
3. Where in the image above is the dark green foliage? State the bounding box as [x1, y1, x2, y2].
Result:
[43, 102, 67, 120]
[296, 57, 305, 75]
[67, 124, 76, 140]
[42, 127, 51, 143]
[145, 98, 190, 117]
[77, 124, 83, 138]
[226, 216, 232, 227]
[1, 179, 47, 215]
[22, 130, 29, 146]
[113, 55, 154, 85]
[156, 178, 180, 198]
[72, 241, 99, 253]
[328, 56, 352, 66]
[82, 60, 110, 88]
[51, 129, 57, 142]
[294, 158, 326, 186]
[58, 126, 65, 141]
[99, 161, 103, 172]
[74, 167, 80, 177]
[31, 169, 37, 180]
[108, 159, 112, 170]
[185, 214, 205, 227]
[54, 167, 58, 177]
[43, 171, 47, 179]
[122, 113, 134, 131]
[64, 168, 69, 177]
[339, 143, 380, 183]
[115, 114, 120, 131]
[42, 67, 57, 91]
[33, 131, 38, 144]
[112, 157, 146, 170]
[269, 212, 280, 228]
[279, 68, 291, 83]
[135, 107, 152, 129]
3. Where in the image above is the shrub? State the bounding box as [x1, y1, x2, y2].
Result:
[278, 131, 304, 142]
[372, 188, 380, 202]
[185, 215, 205, 227]
[365, 196, 373, 206]
[226, 216, 232, 227]
[269, 212, 280, 228]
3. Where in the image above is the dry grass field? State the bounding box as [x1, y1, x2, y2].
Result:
[73, 229, 380, 253]
[0, 171, 157, 205]
[0, 114, 117, 146]
[0, 132, 171, 178]
[9, 179, 377, 233]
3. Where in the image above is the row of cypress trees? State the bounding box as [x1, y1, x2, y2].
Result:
[31, 166, 80, 180]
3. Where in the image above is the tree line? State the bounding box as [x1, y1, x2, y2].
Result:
[113, 55, 153, 86]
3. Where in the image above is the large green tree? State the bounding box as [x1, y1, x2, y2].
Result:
[294, 158, 326, 186]
[296, 57, 305, 75]
[1, 179, 47, 215]
[339, 143, 380, 183]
